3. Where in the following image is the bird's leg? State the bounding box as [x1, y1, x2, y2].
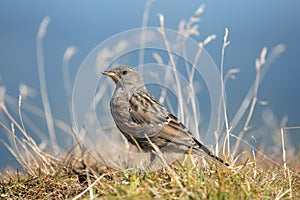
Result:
[150, 152, 156, 163]
[148, 152, 156, 169]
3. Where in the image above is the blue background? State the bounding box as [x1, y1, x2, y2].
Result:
[0, 0, 299, 170]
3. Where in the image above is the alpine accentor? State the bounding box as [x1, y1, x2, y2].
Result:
[103, 66, 228, 166]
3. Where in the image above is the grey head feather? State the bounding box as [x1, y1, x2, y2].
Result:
[102, 66, 145, 90]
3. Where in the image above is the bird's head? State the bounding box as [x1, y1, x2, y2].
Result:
[102, 66, 145, 89]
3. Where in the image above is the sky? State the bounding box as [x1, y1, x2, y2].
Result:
[0, 0, 299, 170]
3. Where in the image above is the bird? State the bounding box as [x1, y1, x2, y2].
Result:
[102, 66, 229, 166]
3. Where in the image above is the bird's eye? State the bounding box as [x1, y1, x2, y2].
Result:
[122, 70, 128, 75]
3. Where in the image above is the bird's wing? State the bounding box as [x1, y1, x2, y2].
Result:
[160, 113, 194, 143]
[129, 89, 194, 142]
[129, 90, 170, 123]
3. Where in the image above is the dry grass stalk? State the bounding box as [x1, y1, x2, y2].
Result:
[36, 16, 59, 154]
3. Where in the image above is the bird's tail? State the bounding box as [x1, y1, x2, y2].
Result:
[192, 137, 229, 166]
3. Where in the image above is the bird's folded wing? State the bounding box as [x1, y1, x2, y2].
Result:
[129, 90, 194, 142]
[129, 90, 167, 125]
[160, 113, 195, 144]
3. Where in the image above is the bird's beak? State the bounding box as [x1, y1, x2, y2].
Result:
[102, 71, 116, 78]
[102, 70, 118, 83]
